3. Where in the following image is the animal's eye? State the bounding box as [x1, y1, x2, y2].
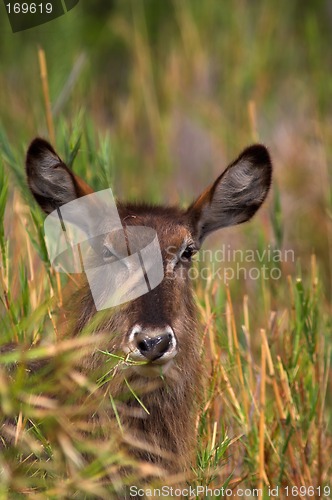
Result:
[180, 244, 197, 262]
[102, 245, 115, 262]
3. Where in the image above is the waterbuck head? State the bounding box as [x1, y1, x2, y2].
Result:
[26, 139, 272, 380]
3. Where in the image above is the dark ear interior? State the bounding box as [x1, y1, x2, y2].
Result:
[26, 138, 79, 214]
[188, 144, 272, 246]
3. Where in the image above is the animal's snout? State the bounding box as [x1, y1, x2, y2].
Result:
[136, 332, 173, 361]
[127, 325, 177, 364]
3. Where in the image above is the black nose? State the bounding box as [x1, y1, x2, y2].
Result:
[136, 333, 173, 361]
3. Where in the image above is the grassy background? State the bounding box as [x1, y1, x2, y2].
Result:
[0, 0, 332, 498]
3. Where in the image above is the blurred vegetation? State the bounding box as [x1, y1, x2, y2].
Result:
[0, 0, 332, 497]
[1, 0, 332, 293]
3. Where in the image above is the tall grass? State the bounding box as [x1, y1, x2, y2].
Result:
[0, 126, 331, 498]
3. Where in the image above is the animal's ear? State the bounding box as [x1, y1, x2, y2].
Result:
[26, 138, 93, 214]
[188, 145, 272, 246]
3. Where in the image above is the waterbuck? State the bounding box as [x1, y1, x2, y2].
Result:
[25, 138, 272, 474]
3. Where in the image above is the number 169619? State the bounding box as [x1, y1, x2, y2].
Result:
[6, 3, 53, 14]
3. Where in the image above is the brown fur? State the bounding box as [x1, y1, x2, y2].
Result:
[62, 204, 203, 471]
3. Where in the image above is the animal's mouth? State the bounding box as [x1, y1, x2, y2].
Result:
[127, 345, 177, 362]
[123, 346, 177, 378]
[130, 358, 175, 378]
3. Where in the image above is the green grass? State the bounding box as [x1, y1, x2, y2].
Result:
[0, 122, 331, 499]
[0, 1, 332, 498]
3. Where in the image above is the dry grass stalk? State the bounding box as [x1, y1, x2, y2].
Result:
[277, 356, 307, 491]
[38, 47, 55, 145]
[243, 294, 254, 395]
[248, 99, 259, 142]
[226, 300, 233, 355]
[258, 330, 266, 498]
[311, 253, 323, 495]
[226, 285, 248, 423]
[218, 363, 243, 424]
